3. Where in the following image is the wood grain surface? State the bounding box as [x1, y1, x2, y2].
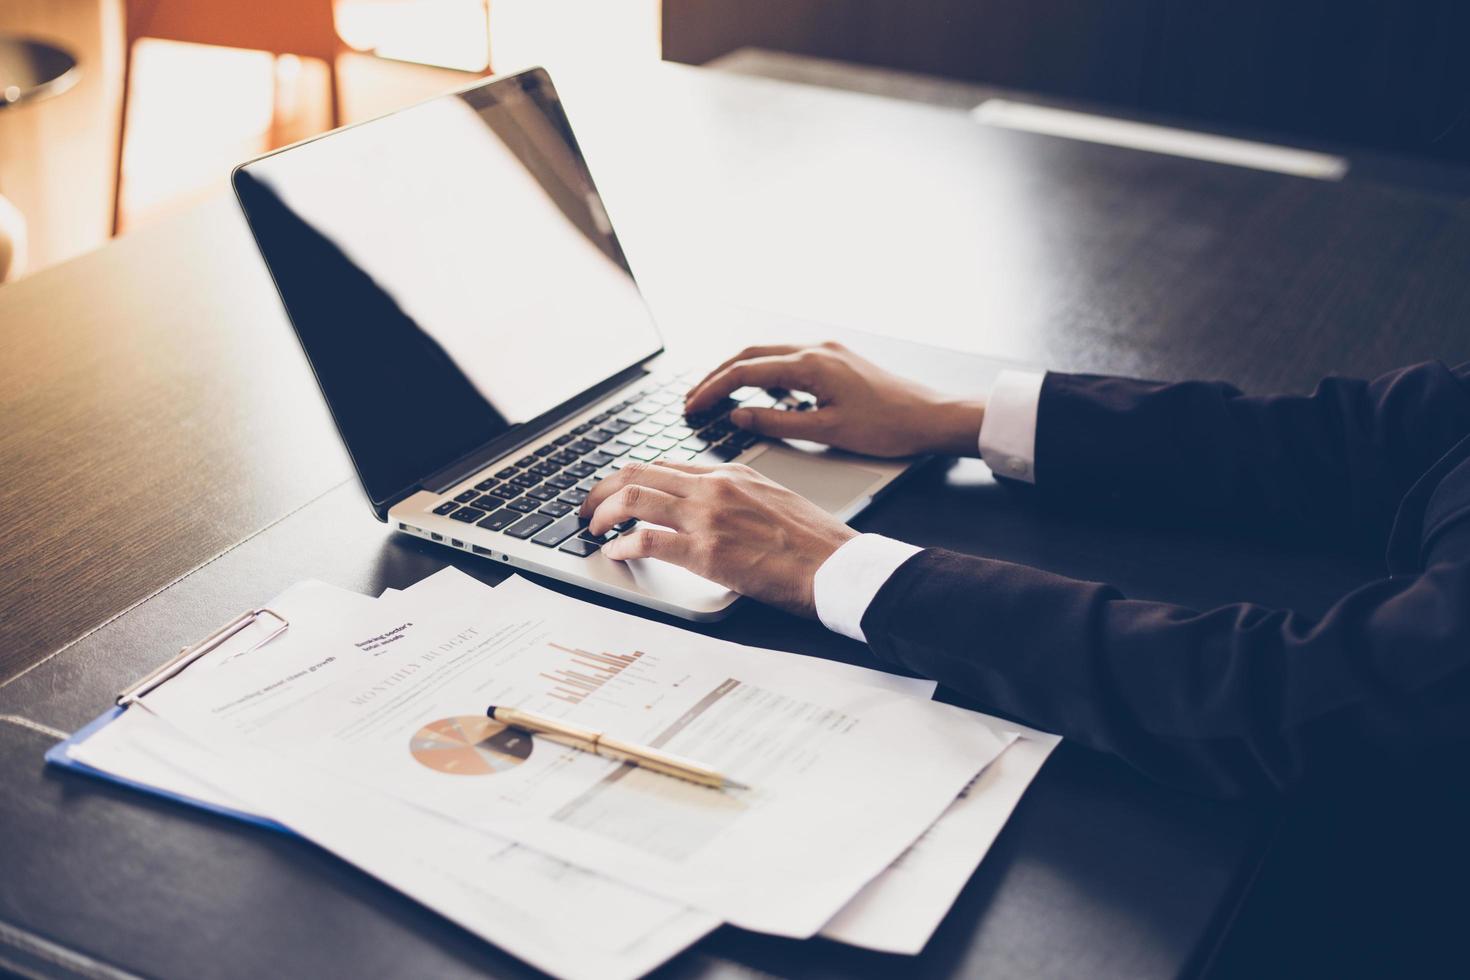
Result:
[0, 199, 350, 682]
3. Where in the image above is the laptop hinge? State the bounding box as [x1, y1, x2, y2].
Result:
[418, 363, 653, 495]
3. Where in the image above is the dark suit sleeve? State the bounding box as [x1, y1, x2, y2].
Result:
[1031, 362, 1470, 549]
[861, 549, 1470, 798]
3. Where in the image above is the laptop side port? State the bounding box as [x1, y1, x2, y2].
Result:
[472, 545, 494, 556]
[451, 538, 465, 548]
[431, 532, 443, 542]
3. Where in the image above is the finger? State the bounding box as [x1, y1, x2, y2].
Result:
[691, 345, 803, 395]
[587, 484, 686, 535]
[730, 405, 834, 441]
[685, 355, 817, 413]
[601, 527, 689, 564]
[579, 460, 699, 518]
[645, 458, 718, 475]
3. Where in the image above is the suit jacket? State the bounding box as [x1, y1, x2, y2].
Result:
[861, 362, 1470, 798]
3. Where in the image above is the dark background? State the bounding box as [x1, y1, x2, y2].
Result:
[665, 0, 1470, 167]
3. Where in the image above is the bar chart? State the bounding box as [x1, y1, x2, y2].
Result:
[541, 642, 645, 704]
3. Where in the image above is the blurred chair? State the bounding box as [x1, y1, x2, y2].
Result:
[113, 0, 348, 234]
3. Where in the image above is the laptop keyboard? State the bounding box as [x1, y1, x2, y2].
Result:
[427, 371, 792, 558]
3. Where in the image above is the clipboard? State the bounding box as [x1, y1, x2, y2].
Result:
[45, 607, 295, 834]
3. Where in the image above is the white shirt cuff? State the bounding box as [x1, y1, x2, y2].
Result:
[979, 369, 1045, 484]
[813, 534, 923, 643]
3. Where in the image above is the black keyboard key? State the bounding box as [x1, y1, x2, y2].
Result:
[559, 489, 588, 505]
[559, 537, 600, 558]
[504, 513, 555, 539]
[477, 509, 519, 531]
[527, 486, 560, 502]
[549, 450, 581, 467]
[454, 490, 479, 503]
[491, 484, 523, 499]
[495, 467, 518, 479]
[571, 422, 594, 434]
[614, 519, 638, 532]
[474, 477, 501, 491]
[545, 473, 578, 490]
[512, 473, 542, 489]
[534, 444, 557, 457]
[583, 450, 615, 468]
[530, 461, 560, 478]
[515, 455, 538, 468]
[531, 514, 585, 547]
[567, 439, 598, 455]
[584, 428, 614, 444]
[590, 411, 612, 424]
[432, 501, 458, 515]
[472, 495, 504, 511]
[553, 433, 576, 446]
[539, 500, 574, 518]
[603, 418, 631, 434]
[579, 527, 612, 544]
[709, 443, 743, 462]
[507, 497, 541, 513]
[728, 431, 760, 449]
[451, 507, 484, 523]
[566, 462, 597, 479]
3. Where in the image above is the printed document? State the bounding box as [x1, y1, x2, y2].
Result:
[83, 579, 716, 980]
[139, 572, 1010, 936]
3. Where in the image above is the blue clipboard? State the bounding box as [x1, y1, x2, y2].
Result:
[44, 607, 297, 836]
[45, 707, 291, 834]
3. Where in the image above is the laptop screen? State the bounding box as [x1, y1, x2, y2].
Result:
[234, 69, 662, 517]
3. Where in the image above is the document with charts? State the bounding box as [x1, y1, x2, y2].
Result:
[78, 579, 716, 980]
[139, 572, 1010, 937]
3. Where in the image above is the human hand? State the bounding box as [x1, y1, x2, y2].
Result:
[683, 341, 985, 458]
[578, 459, 858, 617]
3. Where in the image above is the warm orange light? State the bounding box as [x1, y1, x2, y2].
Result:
[115, 1, 662, 234]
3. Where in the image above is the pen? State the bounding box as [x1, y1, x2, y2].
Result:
[485, 705, 749, 791]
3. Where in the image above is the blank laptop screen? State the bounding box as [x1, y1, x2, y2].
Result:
[234, 69, 662, 515]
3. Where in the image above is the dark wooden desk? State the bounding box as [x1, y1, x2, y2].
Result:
[2, 60, 1468, 979]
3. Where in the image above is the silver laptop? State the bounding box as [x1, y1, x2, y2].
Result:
[233, 67, 911, 620]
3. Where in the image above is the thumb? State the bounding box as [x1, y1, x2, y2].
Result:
[731, 406, 829, 439]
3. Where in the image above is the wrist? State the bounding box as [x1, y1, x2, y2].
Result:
[923, 398, 986, 457]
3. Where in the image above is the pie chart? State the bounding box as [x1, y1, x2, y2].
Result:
[409, 716, 533, 775]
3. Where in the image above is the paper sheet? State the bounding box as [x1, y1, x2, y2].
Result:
[75, 579, 717, 980]
[139, 570, 1008, 937]
[820, 729, 1060, 952]
[70, 569, 1058, 967]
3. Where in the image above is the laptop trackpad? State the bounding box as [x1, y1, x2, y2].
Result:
[744, 445, 886, 514]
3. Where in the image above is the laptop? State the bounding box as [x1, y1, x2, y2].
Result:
[233, 67, 912, 620]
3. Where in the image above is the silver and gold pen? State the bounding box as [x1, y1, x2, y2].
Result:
[485, 705, 749, 790]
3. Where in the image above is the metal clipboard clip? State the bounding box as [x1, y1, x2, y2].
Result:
[116, 608, 289, 707]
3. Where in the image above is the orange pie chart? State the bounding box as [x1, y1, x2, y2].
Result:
[408, 715, 533, 775]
